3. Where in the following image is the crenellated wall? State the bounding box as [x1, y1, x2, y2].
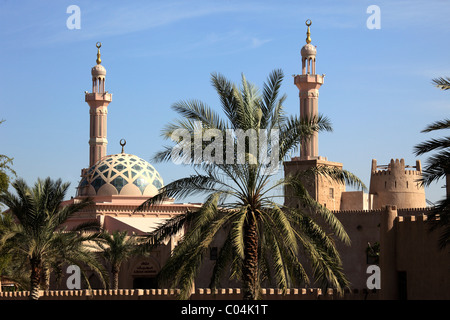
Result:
[0, 287, 379, 300]
[369, 159, 426, 209]
[327, 206, 435, 293]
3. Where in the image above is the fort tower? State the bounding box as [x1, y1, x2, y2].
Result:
[369, 158, 426, 209]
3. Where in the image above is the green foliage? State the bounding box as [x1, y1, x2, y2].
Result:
[136, 70, 364, 300]
[0, 177, 108, 299]
[432, 77, 450, 91]
[95, 230, 148, 289]
[0, 120, 16, 196]
[413, 77, 450, 250]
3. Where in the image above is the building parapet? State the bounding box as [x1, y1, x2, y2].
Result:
[0, 288, 379, 300]
[331, 207, 432, 215]
[331, 209, 384, 214]
[371, 170, 422, 176]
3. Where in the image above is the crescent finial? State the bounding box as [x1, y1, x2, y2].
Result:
[120, 139, 126, 154]
[96, 42, 102, 64]
[305, 20, 312, 44]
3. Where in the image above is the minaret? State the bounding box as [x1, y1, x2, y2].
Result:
[294, 20, 324, 160]
[284, 20, 345, 211]
[85, 42, 112, 167]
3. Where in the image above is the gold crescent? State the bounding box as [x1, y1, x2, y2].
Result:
[96, 42, 102, 49]
[306, 19, 312, 26]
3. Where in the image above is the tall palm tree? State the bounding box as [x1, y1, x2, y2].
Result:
[413, 77, 450, 249]
[0, 120, 16, 196]
[136, 69, 365, 300]
[0, 177, 107, 300]
[96, 230, 147, 289]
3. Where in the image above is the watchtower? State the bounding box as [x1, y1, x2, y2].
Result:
[369, 158, 426, 209]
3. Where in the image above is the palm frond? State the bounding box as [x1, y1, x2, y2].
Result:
[432, 77, 450, 91]
[283, 173, 351, 245]
[414, 137, 450, 155]
[420, 150, 450, 186]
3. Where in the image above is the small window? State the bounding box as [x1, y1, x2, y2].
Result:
[329, 188, 334, 199]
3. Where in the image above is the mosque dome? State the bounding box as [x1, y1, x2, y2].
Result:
[77, 153, 164, 197]
[301, 43, 316, 57]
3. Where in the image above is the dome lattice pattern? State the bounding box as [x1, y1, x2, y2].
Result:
[78, 153, 163, 197]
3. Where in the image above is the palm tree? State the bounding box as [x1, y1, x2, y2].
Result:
[0, 177, 107, 300]
[413, 77, 450, 249]
[136, 69, 365, 300]
[96, 230, 147, 289]
[0, 120, 16, 196]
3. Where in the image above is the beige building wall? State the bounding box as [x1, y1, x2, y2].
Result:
[340, 191, 370, 211]
[284, 157, 346, 211]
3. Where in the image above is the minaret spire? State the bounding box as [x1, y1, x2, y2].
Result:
[85, 42, 112, 167]
[295, 20, 324, 160]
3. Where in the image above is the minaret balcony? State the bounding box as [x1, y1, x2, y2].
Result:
[85, 92, 112, 102]
[294, 74, 324, 85]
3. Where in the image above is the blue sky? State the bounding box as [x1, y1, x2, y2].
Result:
[1, 0, 450, 204]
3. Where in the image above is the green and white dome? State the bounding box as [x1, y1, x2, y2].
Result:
[77, 153, 163, 197]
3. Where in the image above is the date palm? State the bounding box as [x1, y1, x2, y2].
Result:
[0, 177, 107, 299]
[136, 69, 364, 300]
[96, 230, 147, 289]
[413, 77, 450, 249]
[0, 120, 16, 196]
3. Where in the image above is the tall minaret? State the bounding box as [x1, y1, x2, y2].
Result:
[294, 20, 324, 160]
[85, 42, 112, 167]
[284, 20, 345, 211]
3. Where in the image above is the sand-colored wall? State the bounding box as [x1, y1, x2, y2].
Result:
[0, 287, 378, 300]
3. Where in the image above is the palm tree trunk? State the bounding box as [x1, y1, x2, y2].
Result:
[242, 212, 258, 300]
[29, 258, 41, 300]
[112, 266, 120, 290]
[42, 266, 50, 291]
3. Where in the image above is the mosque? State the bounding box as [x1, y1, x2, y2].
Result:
[54, 22, 449, 299]
[60, 42, 201, 289]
